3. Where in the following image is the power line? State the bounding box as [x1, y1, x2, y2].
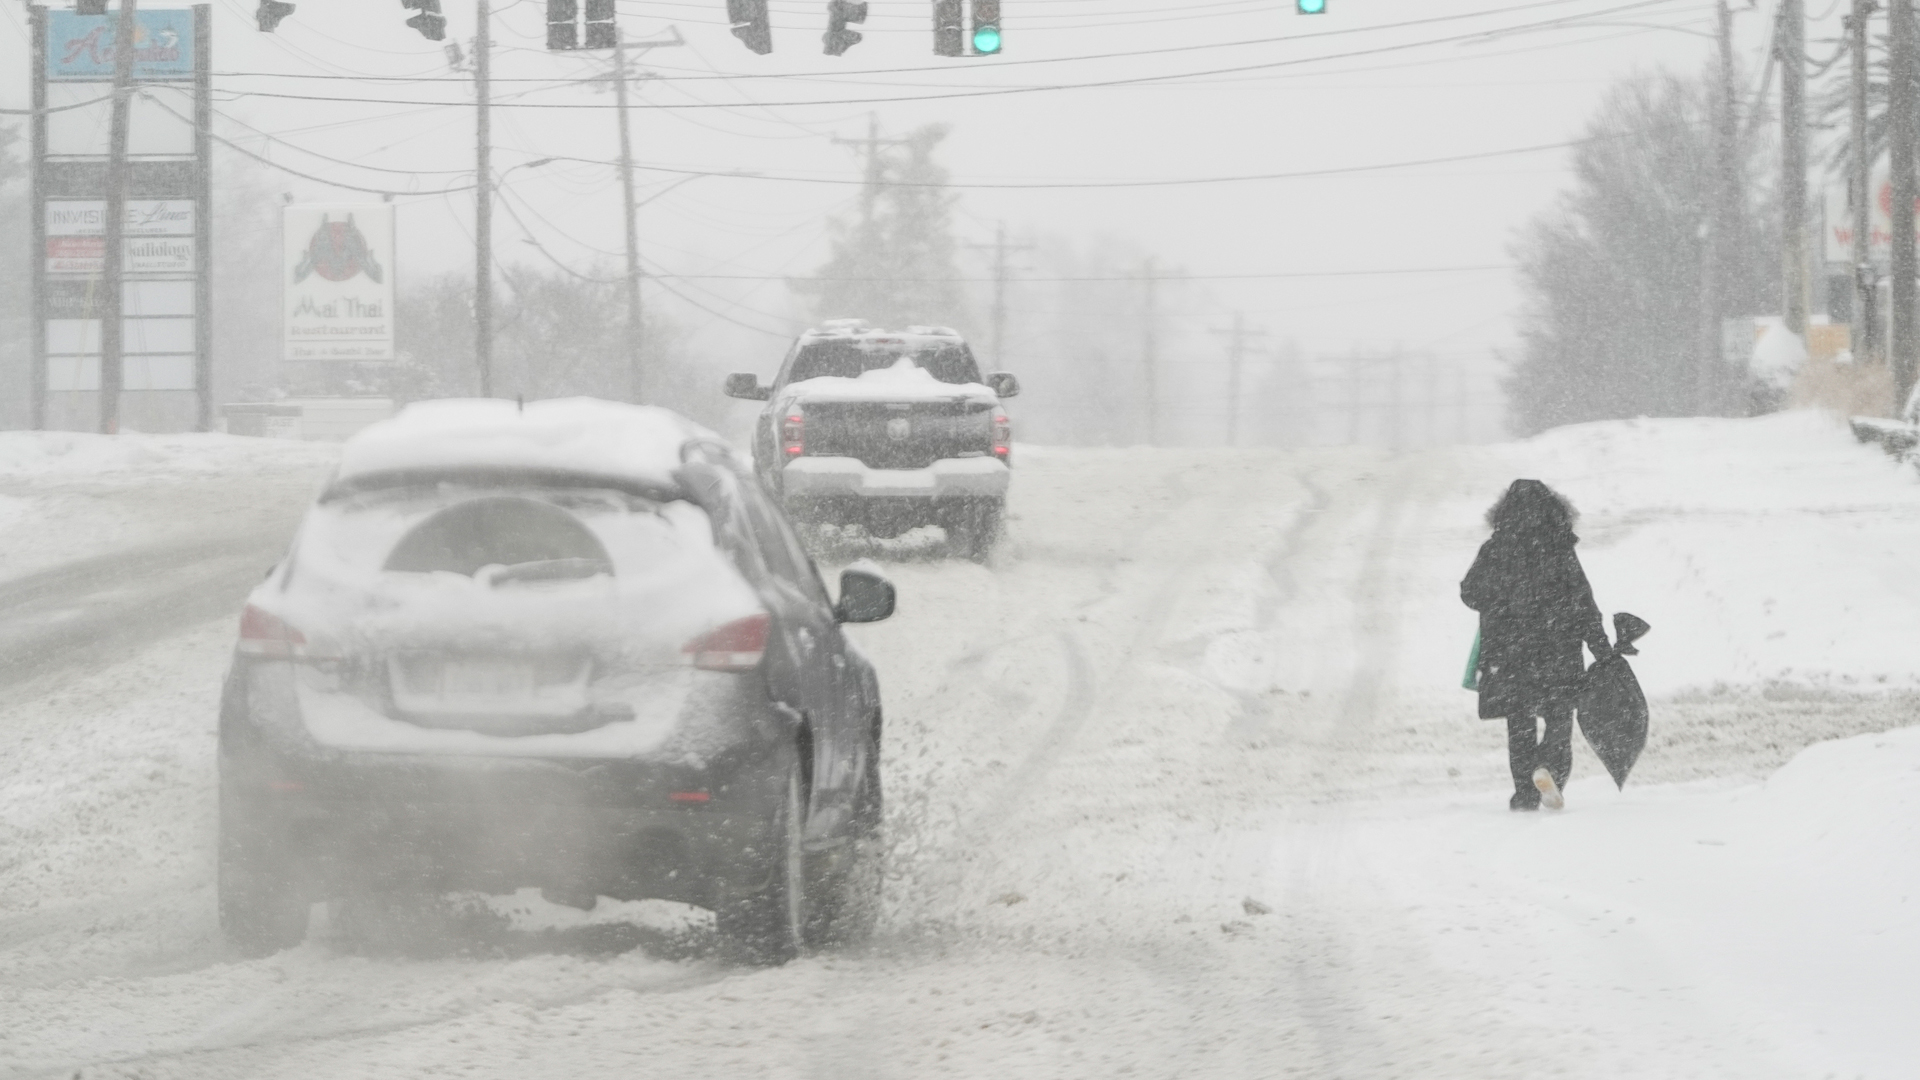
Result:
[199, 0, 1657, 85]
[654, 264, 1515, 282]
[203, 0, 1694, 112]
[541, 136, 1603, 189]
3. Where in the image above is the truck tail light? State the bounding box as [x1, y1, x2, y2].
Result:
[683, 613, 770, 671]
[781, 414, 805, 456]
[992, 407, 1011, 460]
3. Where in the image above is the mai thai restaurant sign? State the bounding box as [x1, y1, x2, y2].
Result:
[44, 199, 196, 274]
[284, 204, 395, 362]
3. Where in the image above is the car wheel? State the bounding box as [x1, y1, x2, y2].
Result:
[715, 751, 808, 966]
[803, 736, 884, 949]
[217, 792, 309, 956]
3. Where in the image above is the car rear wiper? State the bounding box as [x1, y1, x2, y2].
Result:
[482, 558, 612, 586]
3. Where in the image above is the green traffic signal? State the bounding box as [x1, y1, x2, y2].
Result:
[972, 24, 1001, 54]
[1297, 0, 1327, 12]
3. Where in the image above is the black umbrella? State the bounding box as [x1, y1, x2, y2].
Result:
[1577, 613, 1652, 789]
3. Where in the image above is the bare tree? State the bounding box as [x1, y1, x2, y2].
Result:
[1506, 70, 1776, 434]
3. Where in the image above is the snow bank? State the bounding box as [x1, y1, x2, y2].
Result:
[1479, 411, 1920, 696]
[335, 398, 723, 491]
[0, 430, 336, 481]
[1748, 317, 1808, 391]
[1350, 721, 1920, 1078]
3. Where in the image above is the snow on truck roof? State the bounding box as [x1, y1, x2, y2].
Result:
[330, 398, 726, 495]
[799, 321, 965, 347]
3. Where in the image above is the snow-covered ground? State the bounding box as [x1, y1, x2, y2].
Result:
[1, 411, 1916, 1078]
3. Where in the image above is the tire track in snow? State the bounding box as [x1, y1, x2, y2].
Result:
[0, 532, 290, 692]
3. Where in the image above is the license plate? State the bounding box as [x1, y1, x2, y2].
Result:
[389, 655, 588, 718]
[441, 660, 535, 698]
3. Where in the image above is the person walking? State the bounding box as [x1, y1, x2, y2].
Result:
[1461, 479, 1612, 811]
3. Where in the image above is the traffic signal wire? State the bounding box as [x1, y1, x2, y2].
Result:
[204, 0, 1688, 109]
[203, 0, 1681, 86]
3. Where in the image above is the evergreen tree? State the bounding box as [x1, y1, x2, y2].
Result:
[795, 124, 969, 332]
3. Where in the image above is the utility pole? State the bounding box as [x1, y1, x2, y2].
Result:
[475, 0, 494, 397]
[99, 0, 140, 434]
[1850, 0, 1880, 370]
[961, 222, 1034, 368]
[1208, 312, 1267, 447]
[1347, 352, 1364, 444]
[1781, 0, 1810, 338]
[1701, 0, 1740, 415]
[831, 114, 908, 239]
[1141, 257, 1159, 445]
[613, 28, 642, 402]
[1892, 0, 1919, 409]
[605, 28, 683, 402]
[1456, 361, 1470, 444]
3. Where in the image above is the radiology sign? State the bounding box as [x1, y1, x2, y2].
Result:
[284, 205, 395, 362]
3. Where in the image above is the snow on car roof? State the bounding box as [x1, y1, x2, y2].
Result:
[332, 397, 724, 493]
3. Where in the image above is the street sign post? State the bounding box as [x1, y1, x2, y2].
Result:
[29, 4, 211, 432]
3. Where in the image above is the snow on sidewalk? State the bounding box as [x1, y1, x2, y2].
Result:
[1323, 721, 1920, 1078]
[0, 431, 338, 581]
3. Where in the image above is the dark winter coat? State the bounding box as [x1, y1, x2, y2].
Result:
[1460, 480, 1611, 720]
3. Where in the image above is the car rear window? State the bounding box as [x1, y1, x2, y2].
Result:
[787, 340, 982, 384]
[385, 496, 613, 576]
[296, 484, 705, 585]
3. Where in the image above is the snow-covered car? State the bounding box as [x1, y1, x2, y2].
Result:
[216, 398, 895, 965]
[724, 321, 1020, 559]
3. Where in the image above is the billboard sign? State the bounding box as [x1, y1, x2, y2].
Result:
[46, 9, 196, 81]
[1824, 167, 1920, 267]
[44, 200, 196, 274]
[284, 205, 395, 362]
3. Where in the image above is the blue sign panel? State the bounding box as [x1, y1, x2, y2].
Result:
[47, 9, 196, 82]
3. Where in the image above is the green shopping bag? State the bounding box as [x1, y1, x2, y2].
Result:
[1461, 629, 1480, 691]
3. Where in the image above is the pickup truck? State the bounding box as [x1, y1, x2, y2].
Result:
[724, 321, 1020, 560]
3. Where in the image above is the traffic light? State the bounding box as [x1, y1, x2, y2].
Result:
[933, 0, 962, 56]
[547, 0, 577, 49]
[970, 0, 1000, 54]
[256, 0, 294, 31]
[546, 0, 614, 49]
[1297, 0, 1327, 12]
[583, 0, 615, 48]
[728, 0, 771, 54]
[402, 0, 445, 40]
[823, 0, 866, 56]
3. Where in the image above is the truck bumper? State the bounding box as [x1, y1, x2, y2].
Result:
[779, 455, 1010, 500]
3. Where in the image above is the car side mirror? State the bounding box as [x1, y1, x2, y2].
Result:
[835, 567, 896, 624]
[725, 373, 771, 401]
[985, 371, 1020, 398]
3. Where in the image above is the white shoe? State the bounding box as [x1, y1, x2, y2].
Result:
[1533, 767, 1564, 810]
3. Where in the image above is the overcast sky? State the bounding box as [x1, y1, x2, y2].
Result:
[1, 0, 1830, 404]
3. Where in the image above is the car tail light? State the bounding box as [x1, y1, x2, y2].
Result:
[781, 414, 805, 456]
[683, 613, 770, 672]
[237, 604, 306, 660]
[992, 407, 1011, 460]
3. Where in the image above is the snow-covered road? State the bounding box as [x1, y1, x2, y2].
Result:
[2, 415, 1917, 1078]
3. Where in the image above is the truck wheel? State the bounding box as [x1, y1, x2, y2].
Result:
[946, 499, 1004, 562]
[218, 798, 309, 956]
[715, 752, 808, 966]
